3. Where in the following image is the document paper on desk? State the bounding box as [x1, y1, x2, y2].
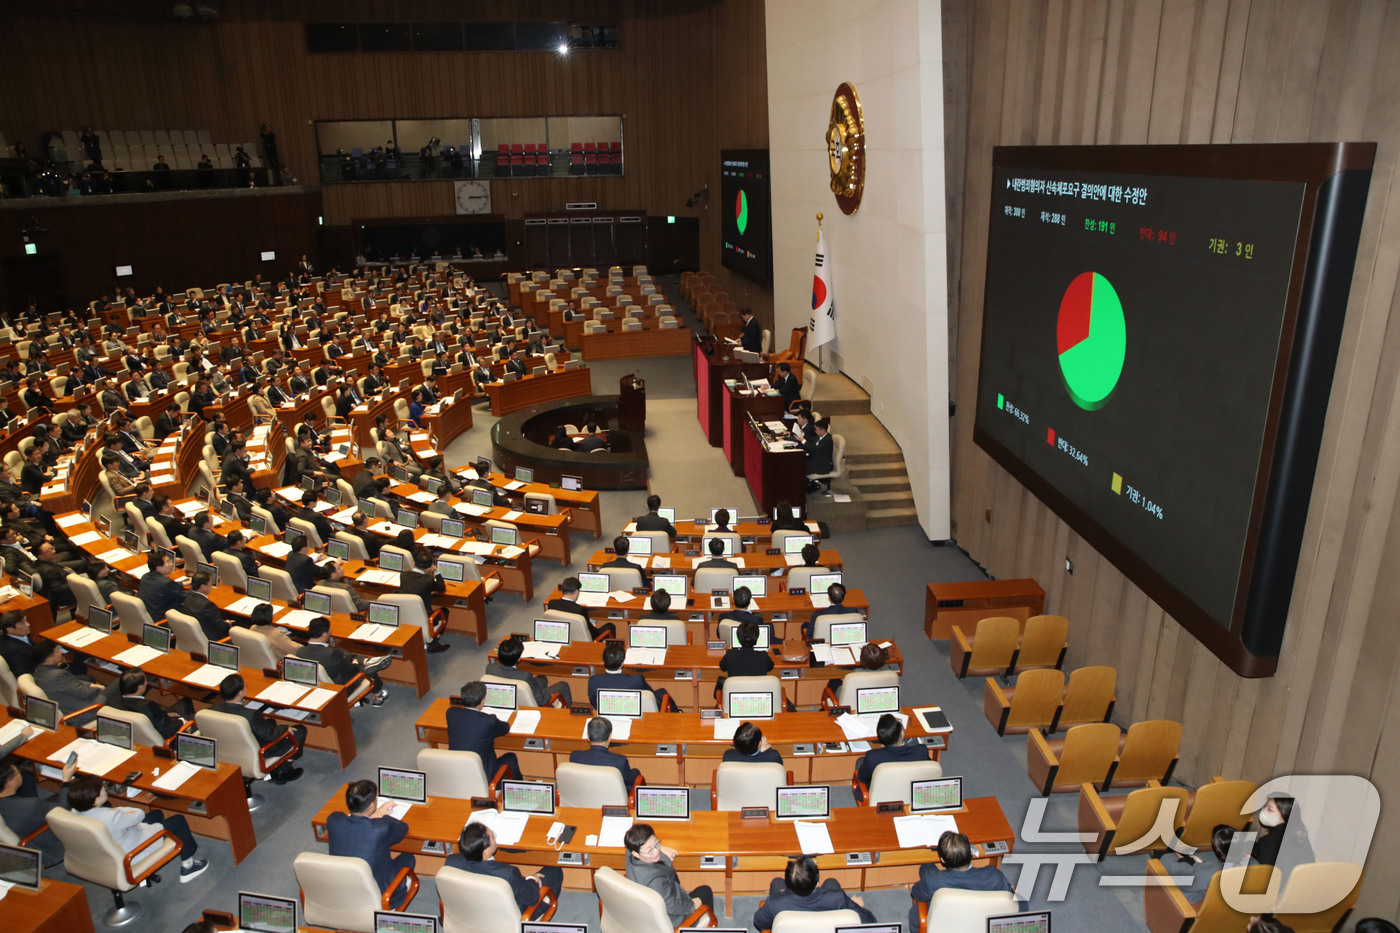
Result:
[624, 647, 666, 666]
[893, 814, 960, 849]
[227, 596, 265, 615]
[58, 627, 106, 649]
[575, 592, 610, 608]
[350, 622, 396, 642]
[357, 570, 401, 586]
[56, 513, 88, 529]
[519, 642, 560, 661]
[49, 738, 136, 776]
[258, 542, 293, 559]
[795, 821, 835, 855]
[114, 645, 165, 667]
[296, 687, 337, 710]
[69, 530, 104, 546]
[152, 760, 202, 791]
[185, 664, 233, 688]
[598, 815, 634, 848]
[0, 720, 29, 747]
[257, 682, 311, 706]
[467, 808, 529, 845]
[595, 717, 632, 741]
[712, 718, 743, 741]
[375, 797, 415, 821]
[509, 710, 541, 735]
[811, 645, 857, 667]
[277, 609, 320, 630]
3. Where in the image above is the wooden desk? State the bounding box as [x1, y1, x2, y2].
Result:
[4, 878, 95, 933]
[420, 394, 474, 447]
[745, 424, 808, 514]
[667, 519, 824, 548]
[478, 470, 602, 540]
[579, 326, 689, 361]
[583, 548, 843, 578]
[693, 335, 769, 447]
[383, 477, 574, 571]
[346, 390, 406, 448]
[486, 367, 593, 416]
[724, 384, 787, 477]
[2, 710, 258, 864]
[923, 579, 1046, 640]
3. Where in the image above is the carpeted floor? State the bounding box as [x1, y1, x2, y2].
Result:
[51, 275, 1156, 932]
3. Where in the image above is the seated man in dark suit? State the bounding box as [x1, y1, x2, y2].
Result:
[485, 636, 571, 707]
[587, 642, 673, 711]
[0, 755, 73, 867]
[601, 535, 649, 585]
[344, 509, 384, 560]
[717, 586, 764, 629]
[719, 619, 775, 679]
[802, 582, 850, 641]
[285, 535, 317, 594]
[400, 549, 449, 654]
[297, 490, 335, 543]
[752, 856, 874, 932]
[577, 422, 608, 453]
[445, 822, 562, 918]
[569, 716, 641, 789]
[908, 831, 1020, 930]
[137, 552, 186, 622]
[446, 680, 521, 780]
[189, 511, 226, 563]
[634, 495, 677, 539]
[298, 616, 390, 706]
[0, 610, 36, 677]
[110, 670, 193, 741]
[773, 362, 802, 407]
[804, 418, 835, 491]
[546, 576, 614, 640]
[723, 721, 783, 765]
[695, 536, 737, 571]
[182, 571, 228, 642]
[31, 640, 120, 721]
[854, 713, 933, 800]
[213, 673, 306, 784]
[326, 779, 415, 908]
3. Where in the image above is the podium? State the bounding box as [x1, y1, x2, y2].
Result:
[693, 334, 770, 446]
[743, 421, 807, 512]
[723, 382, 786, 476]
[618, 373, 646, 433]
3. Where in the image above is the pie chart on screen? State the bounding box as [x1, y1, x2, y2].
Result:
[1057, 271, 1126, 411]
[735, 190, 749, 235]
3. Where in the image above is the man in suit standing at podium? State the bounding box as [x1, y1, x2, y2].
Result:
[739, 308, 762, 353]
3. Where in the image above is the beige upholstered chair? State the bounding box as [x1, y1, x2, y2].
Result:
[46, 806, 182, 926]
[194, 708, 302, 811]
[438, 864, 558, 933]
[556, 762, 630, 809]
[415, 748, 508, 800]
[595, 865, 716, 933]
[857, 758, 943, 807]
[293, 851, 420, 930]
[712, 761, 790, 811]
[769, 909, 861, 933]
[916, 889, 1018, 933]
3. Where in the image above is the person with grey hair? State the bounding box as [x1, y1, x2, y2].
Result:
[567, 717, 641, 789]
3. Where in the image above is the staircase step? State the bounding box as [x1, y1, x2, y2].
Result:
[866, 507, 919, 528]
[851, 477, 910, 493]
[844, 451, 902, 465]
[860, 490, 915, 504]
[848, 464, 907, 478]
[811, 397, 871, 416]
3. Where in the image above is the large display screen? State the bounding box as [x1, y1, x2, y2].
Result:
[974, 144, 1374, 676]
[720, 149, 773, 285]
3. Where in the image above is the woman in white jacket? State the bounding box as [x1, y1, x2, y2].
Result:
[67, 774, 208, 883]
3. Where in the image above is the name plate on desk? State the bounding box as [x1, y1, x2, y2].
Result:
[601, 805, 629, 818]
[741, 807, 769, 820]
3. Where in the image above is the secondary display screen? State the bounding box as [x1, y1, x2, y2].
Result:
[720, 150, 773, 286]
[973, 144, 1374, 676]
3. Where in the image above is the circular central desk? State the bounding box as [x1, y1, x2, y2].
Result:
[490, 394, 649, 489]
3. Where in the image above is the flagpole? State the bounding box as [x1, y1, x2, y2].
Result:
[816, 213, 825, 375]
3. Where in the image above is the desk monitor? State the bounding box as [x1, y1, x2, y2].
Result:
[728, 624, 772, 649]
[856, 685, 900, 717]
[300, 476, 317, 493]
[656, 507, 675, 523]
[561, 475, 583, 492]
[836, 927, 902, 933]
[238, 892, 298, 933]
[358, 499, 379, 516]
[987, 913, 1051, 933]
[809, 572, 843, 595]
[439, 517, 466, 538]
[732, 574, 767, 598]
[634, 786, 690, 821]
[596, 689, 644, 720]
[710, 508, 739, 526]
[774, 505, 802, 521]
[378, 767, 428, 804]
[475, 457, 492, 478]
[911, 776, 963, 813]
[524, 496, 550, 515]
[374, 911, 438, 933]
[523, 924, 588, 933]
[624, 534, 654, 556]
[302, 590, 332, 615]
[395, 509, 420, 529]
[220, 499, 239, 521]
[436, 558, 467, 583]
[701, 536, 736, 557]
[390, 464, 410, 483]
[24, 696, 58, 731]
[96, 715, 133, 751]
[775, 784, 830, 820]
[378, 550, 406, 572]
[628, 625, 667, 649]
[652, 574, 687, 597]
[368, 602, 400, 627]
[177, 733, 219, 770]
[123, 528, 142, 552]
[142, 622, 173, 653]
[283, 656, 320, 687]
[577, 571, 609, 594]
[726, 691, 774, 720]
[88, 606, 114, 634]
[420, 476, 445, 497]
[783, 533, 814, 554]
[500, 780, 555, 815]
[515, 466, 535, 484]
[248, 513, 268, 536]
[324, 486, 343, 506]
[196, 562, 219, 585]
[471, 487, 495, 508]
[208, 641, 240, 670]
[483, 682, 518, 711]
[490, 525, 519, 547]
[828, 621, 867, 648]
[0, 843, 41, 891]
[533, 618, 571, 645]
[247, 576, 273, 604]
[325, 539, 351, 562]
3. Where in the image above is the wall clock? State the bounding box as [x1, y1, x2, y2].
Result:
[827, 82, 865, 215]
[454, 180, 491, 215]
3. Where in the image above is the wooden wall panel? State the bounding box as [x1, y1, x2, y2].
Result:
[945, 0, 1400, 919]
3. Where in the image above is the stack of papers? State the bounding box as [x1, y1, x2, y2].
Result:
[0, 720, 31, 746]
[114, 645, 165, 667]
[597, 815, 634, 848]
[509, 710, 541, 735]
[608, 591, 636, 604]
[712, 718, 743, 740]
[503, 480, 526, 491]
[408, 492, 438, 504]
[893, 814, 960, 848]
[152, 761, 203, 791]
[58, 627, 106, 649]
[350, 622, 397, 642]
[176, 501, 205, 516]
[467, 809, 529, 845]
[185, 664, 233, 688]
[595, 717, 633, 740]
[49, 738, 136, 776]
[97, 547, 136, 563]
[227, 596, 266, 615]
[784, 553, 805, 566]
[417, 533, 463, 549]
[56, 514, 88, 529]
[624, 647, 666, 666]
[576, 592, 609, 608]
[794, 821, 835, 854]
[297, 687, 337, 710]
[257, 682, 311, 706]
[519, 642, 560, 661]
[649, 556, 671, 569]
[375, 797, 416, 821]
[277, 609, 321, 629]
[258, 542, 293, 558]
[810, 594, 832, 609]
[372, 522, 410, 536]
[453, 503, 490, 517]
[357, 570, 400, 587]
[834, 711, 909, 740]
[70, 530, 103, 546]
[498, 545, 525, 560]
[811, 645, 858, 666]
[502, 510, 523, 522]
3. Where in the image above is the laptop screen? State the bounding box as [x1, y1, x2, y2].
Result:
[988, 914, 1051, 933]
[436, 559, 466, 582]
[523, 923, 588, 933]
[525, 496, 549, 515]
[471, 488, 495, 508]
[378, 550, 405, 572]
[515, 466, 534, 483]
[368, 602, 399, 626]
[500, 780, 555, 814]
[142, 623, 172, 653]
[208, 641, 240, 670]
[303, 590, 332, 614]
[577, 572, 609, 594]
[776, 785, 830, 820]
[710, 508, 738, 526]
[533, 619, 570, 644]
[624, 534, 653, 556]
[856, 685, 901, 716]
[656, 507, 674, 523]
[775, 506, 802, 521]
[123, 528, 141, 552]
[783, 533, 814, 554]
[221, 499, 239, 521]
[248, 513, 268, 536]
[701, 536, 735, 557]
[374, 911, 438, 933]
[301, 476, 317, 492]
[911, 776, 964, 813]
[238, 892, 298, 933]
[732, 574, 767, 598]
[420, 476, 444, 497]
[440, 518, 466, 538]
[810, 572, 843, 595]
[483, 682, 518, 710]
[96, 715, 133, 750]
[378, 767, 428, 804]
[726, 691, 774, 719]
[728, 624, 772, 649]
[283, 656, 320, 687]
[177, 733, 218, 770]
[560, 475, 583, 492]
[325, 486, 343, 506]
[652, 574, 687, 597]
[596, 689, 643, 718]
[490, 525, 519, 546]
[395, 509, 420, 529]
[634, 787, 690, 821]
[0, 844, 41, 891]
[88, 606, 114, 633]
[325, 539, 350, 561]
[628, 625, 667, 649]
[246, 576, 272, 603]
[829, 621, 867, 647]
[24, 696, 58, 731]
